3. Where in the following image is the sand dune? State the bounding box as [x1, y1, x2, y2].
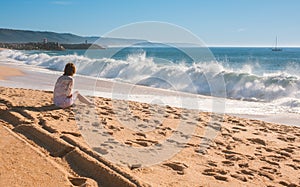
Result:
[0, 86, 299, 186]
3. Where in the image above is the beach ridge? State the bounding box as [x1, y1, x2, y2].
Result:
[0, 87, 148, 187]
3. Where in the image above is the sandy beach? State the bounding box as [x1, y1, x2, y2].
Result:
[0, 65, 24, 80]
[0, 64, 299, 187]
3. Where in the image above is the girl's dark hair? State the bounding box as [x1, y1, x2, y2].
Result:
[63, 63, 76, 76]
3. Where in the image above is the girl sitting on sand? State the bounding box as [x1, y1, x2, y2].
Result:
[53, 62, 93, 108]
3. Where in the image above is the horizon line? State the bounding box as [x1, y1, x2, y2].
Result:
[1, 27, 300, 48]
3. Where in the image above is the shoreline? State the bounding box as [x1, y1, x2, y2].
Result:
[233, 113, 300, 127]
[0, 62, 299, 127]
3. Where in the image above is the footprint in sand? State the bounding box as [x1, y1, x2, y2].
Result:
[128, 138, 159, 147]
[239, 169, 255, 176]
[207, 122, 221, 131]
[260, 166, 279, 175]
[137, 124, 148, 129]
[262, 147, 274, 152]
[92, 122, 100, 127]
[134, 132, 147, 138]
[238, 163, 249, 168]
[258, 171, 274, 181]
[286, 164, 300, 170]
[280, 147, 294, 153]
[207, 161, 218, 167]
[232, 136, 243, 143]
[225, 154, 242, 161]
[215, 140, 226, 147]
[277, 135, 296, 142]
[222, 150, 243, 161]
[247, 138, 266, 146]
[68, 177, 88, 186]
[163, 162, 188, 175]
[222, 160, 235, 167]
[292, 159, 300, 163]
[93, 147, 108, 155]
[279, 181, 298, 187]
[230, 173, 247, 182]
[232, 126, 247, 132]
[275, 150, 291, 158]
[260, 157, 280, 166]
[202, 168, 228, 181]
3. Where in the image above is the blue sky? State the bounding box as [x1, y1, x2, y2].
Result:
[1, 0, 300, 46]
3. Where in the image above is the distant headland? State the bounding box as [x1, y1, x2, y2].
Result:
[0, 28, 104, 50]
[0, 28, 148, 50]
[0, 41, 104, 51]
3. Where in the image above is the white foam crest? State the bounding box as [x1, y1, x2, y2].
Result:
[273, 97, 300, 113]
[284, 62, 300, 78]
[1, 50, 300, 103]
[109, 52, 156, 81]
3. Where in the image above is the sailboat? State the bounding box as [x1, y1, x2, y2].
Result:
[272, 36, 282, 51]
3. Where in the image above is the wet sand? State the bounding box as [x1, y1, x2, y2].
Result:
[0, 65, 24, 80]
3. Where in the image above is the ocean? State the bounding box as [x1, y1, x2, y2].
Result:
[0, 47, 300, 121]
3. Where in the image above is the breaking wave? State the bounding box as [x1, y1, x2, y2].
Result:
[1, 49, 299, 103]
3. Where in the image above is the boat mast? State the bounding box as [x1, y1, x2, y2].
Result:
[272, 36, 282, 51]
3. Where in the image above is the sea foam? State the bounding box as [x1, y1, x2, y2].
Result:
[1, 49, 299, 105]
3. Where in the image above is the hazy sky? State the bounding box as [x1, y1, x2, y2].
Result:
[1, 0, 300, 46]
